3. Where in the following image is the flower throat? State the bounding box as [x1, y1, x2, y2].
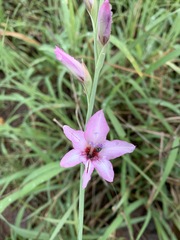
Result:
[85, 146, 102, 159]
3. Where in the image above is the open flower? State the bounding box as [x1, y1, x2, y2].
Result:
[60, 110, 135, 188]
[97, 0, 112, 45]
[54, 46, 91, 83]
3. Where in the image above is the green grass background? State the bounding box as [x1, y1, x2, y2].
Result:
[0, 0, 180, 239]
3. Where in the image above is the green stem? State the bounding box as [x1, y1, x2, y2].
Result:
[78, 164, 85, 240]
[92, 18, 98, 66]
[86, 66, 100, 121]
[86, 46, 106, 122]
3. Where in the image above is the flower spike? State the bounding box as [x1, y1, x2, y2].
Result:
[97, 0, 112, 46]
[60, 110, 136, 188]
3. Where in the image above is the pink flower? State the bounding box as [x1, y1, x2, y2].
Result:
[97, 0, 112, 45]
[54, 46, 91, 82]
[60, 110, 136, 188]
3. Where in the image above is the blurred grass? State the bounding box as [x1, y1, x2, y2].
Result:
[0, 0, 180, 239]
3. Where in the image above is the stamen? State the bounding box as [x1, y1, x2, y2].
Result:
[86, 161, 90, 173]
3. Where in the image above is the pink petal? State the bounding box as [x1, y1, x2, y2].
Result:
[100, 140, 136, 160]
[84, 110, 109, 146]
[82, 160, 94, 188]
[63, 125, 87, 150]
[60, 149, 84, 168]
[93, 158, 114, 182]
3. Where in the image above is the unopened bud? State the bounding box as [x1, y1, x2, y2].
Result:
[97, 0, 112, 45]
[54, 46, 91, 84]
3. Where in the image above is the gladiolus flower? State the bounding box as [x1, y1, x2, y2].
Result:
[97, 0, 112, 45]
[54, 46, 91, 83]
[60, 110, 135, 188]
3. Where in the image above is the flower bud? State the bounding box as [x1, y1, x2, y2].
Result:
[54, 46, 91, 83]
[97, 0, 112, 45]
